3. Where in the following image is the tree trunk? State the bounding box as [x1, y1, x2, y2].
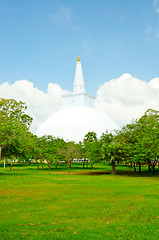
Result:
[152, 162, 156, 175]
[111, 160, 116, 174]
[10, 162, 13, 172]
[90, 162, 94, 169]
[41, 161, 44, 170]
[133, 162, 136, 172]
[82, 160, 85, 169]
[148, 163, 151, 172]
[0, 146, 1, 161]
[138, 162, 141, 173]
[86, 160, 88, 168]
[37, 162, 39, 170]
[48, 162, 51, 173]
[68, 161, 71, 172]
[55, 162, 58, 168]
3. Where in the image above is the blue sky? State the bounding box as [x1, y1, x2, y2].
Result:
[0, 0, 159, 95]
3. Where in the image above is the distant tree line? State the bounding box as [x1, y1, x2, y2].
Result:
[0, 98, 159, 174]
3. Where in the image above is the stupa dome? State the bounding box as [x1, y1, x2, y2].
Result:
[36, 105, 119, 142]
[36, 56, 119, 142]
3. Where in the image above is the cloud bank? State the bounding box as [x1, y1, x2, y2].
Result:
[1, 74, 159, 133]
[0, 80, 68, 132]
[96, 73, 159, 126]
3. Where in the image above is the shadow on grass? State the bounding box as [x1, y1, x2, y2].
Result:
[73, 171, 111, 175]
[115, 169, 159, 177]
[0, 171, 29, 176]
[71, 169, 159, 177]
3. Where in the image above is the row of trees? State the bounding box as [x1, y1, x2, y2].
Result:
[0, 98, 159, 174]
[100, 109, 159, 174]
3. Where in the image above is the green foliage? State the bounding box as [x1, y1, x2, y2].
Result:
[0, 98, 32, 126]
[83, 132, 102, 168]
[59, 141, 82, 171]
[0, 98, 33, 161]
[0, 98, 159, 175]
[36, 135, 66, 171]
[115, 109, 159, 173]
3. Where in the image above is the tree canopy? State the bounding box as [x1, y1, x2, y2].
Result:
[0, 98, 159, 175]
[0, 98, 33, 161]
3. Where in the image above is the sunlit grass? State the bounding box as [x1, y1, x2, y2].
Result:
[0, 163, 159, 239]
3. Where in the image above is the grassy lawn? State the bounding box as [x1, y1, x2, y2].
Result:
[0, 163, 159, 240]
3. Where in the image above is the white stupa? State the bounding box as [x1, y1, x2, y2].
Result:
[36, 56, 119, 142]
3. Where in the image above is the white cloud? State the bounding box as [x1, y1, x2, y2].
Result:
[0, 80, 68, 133]
[153, 0, 159, 7]
[145, 25, 153, 40]
[95, 73, 159, 126]
[145, 25, 152, 35]
[148, 1, 159, 39]
[1, 74, 159, 134]
[50, 6, 72, 24]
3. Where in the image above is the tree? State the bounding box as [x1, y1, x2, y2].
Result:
[59, 141, 81, 172]
[99, 131, 113, 161]
[115, 109, 159, 174]
[36, 135, 66, 172]
[135, 109, 159, 174]
[2, 130, 36, 171]
[100, 130, 127, 174]
[0, 98, 33, 164]
[37, 135, 55, 172]
[83, 132, 102, 169]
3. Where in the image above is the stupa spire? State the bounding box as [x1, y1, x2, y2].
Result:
[73, 56, 85, 93]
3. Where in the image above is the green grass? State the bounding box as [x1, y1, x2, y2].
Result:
[0, 163, 159, 239]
